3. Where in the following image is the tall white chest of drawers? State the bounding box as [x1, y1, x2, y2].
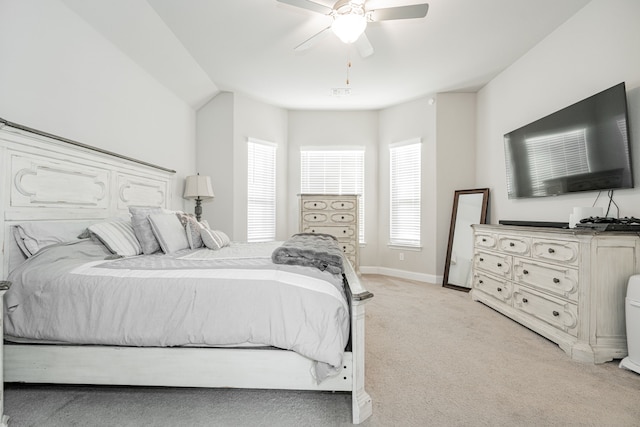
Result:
[299, 194, 359, 272]
[470, 224, 640, 363]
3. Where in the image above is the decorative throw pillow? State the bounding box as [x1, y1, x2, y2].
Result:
[148, 213, 190, 254]
[176, 212, 203, 249]
[213, 230, 231, 248]
[88, 220, 142, 257]
[129, 206, 163, 254]
[200, 227, 231, 250]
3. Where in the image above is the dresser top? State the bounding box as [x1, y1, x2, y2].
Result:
[472, 223, 640, 237]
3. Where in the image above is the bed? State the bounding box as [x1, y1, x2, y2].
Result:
[0, 119, 373, 425]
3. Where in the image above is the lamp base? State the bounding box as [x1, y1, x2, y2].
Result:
[194, 197, 202, 222]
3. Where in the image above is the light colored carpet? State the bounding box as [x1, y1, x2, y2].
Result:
[5, 274, 640, 426]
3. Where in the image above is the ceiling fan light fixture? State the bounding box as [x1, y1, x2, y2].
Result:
[331, 13, 367, 44]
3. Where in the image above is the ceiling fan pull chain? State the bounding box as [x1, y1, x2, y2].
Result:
[346, 49, 352, 85]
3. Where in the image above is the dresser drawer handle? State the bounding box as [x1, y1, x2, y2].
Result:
[341, 203, 345, 207]
[313, 216, 317, 219]
[522, 298, 528, 303]
[523, 270, 529, 275]
[343, 230, 346, 234]
[479, 257, 484, 262]
[553, 310, 560, 317]
[312, 229, 315, 233]
[509, 242, 515, 247]
[497, 263, 502, 267]
[548, 248, 555, 254]
[479, 280, 484, 284]
[482, 238, 487, 242]
[497, 287, 502, 292]
[553, 278, 560, 283]
[313, 203, 317, 207]
[341, 216, 345, 219]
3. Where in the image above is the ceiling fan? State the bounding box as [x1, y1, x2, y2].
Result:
[278, 0, 429, 58]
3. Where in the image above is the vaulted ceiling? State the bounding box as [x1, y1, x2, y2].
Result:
[62, 0, 591, 110]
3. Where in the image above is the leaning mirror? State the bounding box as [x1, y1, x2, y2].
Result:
[443, 188, 489, 291]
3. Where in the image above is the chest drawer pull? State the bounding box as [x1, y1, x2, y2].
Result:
[553, 278, 560, 283]
[482, 238, 487, 242]
[479, 280, 484, 284]
[313, 216, 317, 219]
[479, 257, 484, 262]
[553, 310, 560, 317]
[497, 263, 502, 267]
[548, 248, 555, 254]
[522, 298, 528, 303]
[509, 242, 515, 247]
[497, 287, 502, 292]
[523, 270, 529, 275]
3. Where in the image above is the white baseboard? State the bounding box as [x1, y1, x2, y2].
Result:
[359, 266, 441, 285]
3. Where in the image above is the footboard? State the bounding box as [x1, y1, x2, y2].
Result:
[343, 264, 374, 423]
[3, 270, 374, 424]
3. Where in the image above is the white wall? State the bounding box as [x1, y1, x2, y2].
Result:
[287, 111, 379, 266]
[0, 0, 195, 209]
[378, 97, 436, 279]
[196, 93, 235, 232]
[476, 0, 640, 223]
[377, 94, 476, 283]
[197, 92, 288, 241]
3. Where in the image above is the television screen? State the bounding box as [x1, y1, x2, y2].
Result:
[504, 82, 632, 199]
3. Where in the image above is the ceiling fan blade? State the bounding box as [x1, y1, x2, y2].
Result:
[354, 32, 374, 58]
[368, 3, 429, 21]
[277, 0, 333, 15]
[294, 26, 332, 51]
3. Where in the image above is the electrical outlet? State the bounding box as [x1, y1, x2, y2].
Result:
[399, 253, 404, 261]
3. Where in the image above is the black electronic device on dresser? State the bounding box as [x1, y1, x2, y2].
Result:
[575, 216, 640, 231]
[499, 219, 569, 228]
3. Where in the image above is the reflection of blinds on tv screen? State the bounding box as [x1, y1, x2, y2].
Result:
[504, 82, 632, 199]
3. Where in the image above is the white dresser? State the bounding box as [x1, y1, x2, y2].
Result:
[299, 194, 359, 272]
[470, 224, 640, 363]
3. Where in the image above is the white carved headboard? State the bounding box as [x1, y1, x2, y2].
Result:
[0, 119, 176, 279]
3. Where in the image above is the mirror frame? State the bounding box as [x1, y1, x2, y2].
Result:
[442, 188, 490, 292]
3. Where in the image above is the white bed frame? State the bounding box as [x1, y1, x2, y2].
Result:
[0, 119, 373, 424]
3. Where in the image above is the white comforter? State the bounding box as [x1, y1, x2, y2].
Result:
[5, 239, 350, 381]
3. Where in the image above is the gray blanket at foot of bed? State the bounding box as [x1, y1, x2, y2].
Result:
[271, 233, 344, 274]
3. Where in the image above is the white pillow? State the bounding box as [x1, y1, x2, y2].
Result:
[148, 213, 190, 254]
[200, 228, 231, 250]
[88, 221, 142, 257]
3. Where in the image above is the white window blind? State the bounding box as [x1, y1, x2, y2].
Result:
[525, 129, 589, 197]
[390, 140, 421, 247]
[300, 149, 365, 244]
[247, 139, 276, 242]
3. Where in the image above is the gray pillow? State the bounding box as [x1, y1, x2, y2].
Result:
[176, 212, 204, 249]
[129, 206, 163, 254]
[148, 213, 190, 254]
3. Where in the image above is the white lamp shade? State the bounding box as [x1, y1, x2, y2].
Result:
[183, 175, 215, 199]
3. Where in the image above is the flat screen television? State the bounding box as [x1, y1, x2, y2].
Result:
[504, 82, 632, 199]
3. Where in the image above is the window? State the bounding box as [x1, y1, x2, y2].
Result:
[300, 149, 365, 244]
[247, 138, 276, 242]
[389, 139, 421, 247]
